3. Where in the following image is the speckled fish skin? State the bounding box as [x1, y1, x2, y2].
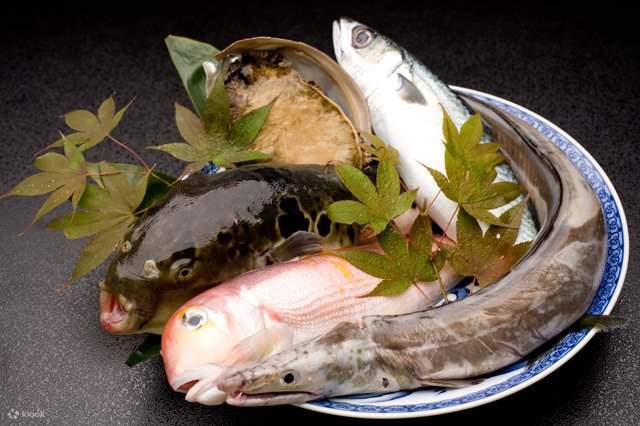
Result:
[217, 98, 607, 406]
[332, 17, 537, 244]
[100, 164, 357, 335]
[161, 250, 459, 405]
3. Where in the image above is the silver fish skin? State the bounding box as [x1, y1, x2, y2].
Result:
[217, 96, 607, 406]
[332, 17, 537, 244]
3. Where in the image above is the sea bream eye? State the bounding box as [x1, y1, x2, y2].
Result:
[182, 308, 207, 330]
[352, 26, 373, 48]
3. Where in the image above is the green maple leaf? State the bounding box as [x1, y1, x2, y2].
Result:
[360, 132, 400, 165]
[426, 111, 522, 226]
[2, 140, 92, 224]
[440, 203, 531, 287]
[327, 150, 416, 236]
[150, 69, 274, 173]
[50, 97, 130, 151]
[46, 162, 153, 284]
[336, 214, 445, 297]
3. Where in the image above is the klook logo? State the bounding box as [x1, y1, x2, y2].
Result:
[6, 407, 45, 420]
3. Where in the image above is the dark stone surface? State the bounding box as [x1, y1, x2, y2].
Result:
[0, 3, 637, 425]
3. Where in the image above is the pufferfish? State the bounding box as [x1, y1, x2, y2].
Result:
[99, 164, 358, 335]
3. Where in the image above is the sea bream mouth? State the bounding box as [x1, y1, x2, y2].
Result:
[165, 365, 228, 406]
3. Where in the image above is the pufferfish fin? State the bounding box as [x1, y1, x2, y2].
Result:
[227, 324, 294, 366]
[267, 231, 322, 263]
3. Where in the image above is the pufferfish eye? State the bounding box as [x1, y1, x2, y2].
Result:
[177, 267, 193, 281]
[352, 26, 374, 48]
[182, 308, 207, 330]
[171, 258, 194, 282]
[280, 370, 299, 385]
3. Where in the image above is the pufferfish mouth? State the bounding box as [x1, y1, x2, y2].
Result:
[99, 282, 140, 334]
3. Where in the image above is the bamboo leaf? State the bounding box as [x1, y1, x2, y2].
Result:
[165, 35, 219, 116]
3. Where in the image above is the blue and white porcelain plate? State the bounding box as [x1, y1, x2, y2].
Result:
[299, 87, 629, 419]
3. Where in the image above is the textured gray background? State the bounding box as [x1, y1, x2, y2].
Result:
[0, 2, 637, 425]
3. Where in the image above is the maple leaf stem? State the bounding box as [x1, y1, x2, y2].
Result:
[425, 188, 442, 216]
[107, 136, 173, 187]
[174, 166, 194, 184]
[86, 171, 121, 177]
[32, 145, 52, 159]
[435, 265, 449, 304]
[443, 205, 460, 237]
[412, 281, 431, 304]
[134, 206, 154, 216]
[107, 135, 151, 171]
[399, 177, 409, 192]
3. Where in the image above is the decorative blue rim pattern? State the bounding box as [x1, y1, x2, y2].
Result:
[301, 88, 628, 418]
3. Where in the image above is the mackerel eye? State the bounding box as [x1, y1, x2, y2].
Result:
[177, 267, 193, 281]
[182, 308, 206, 330]
[352, 26, 373, 48]
[280, 370, 298, 385]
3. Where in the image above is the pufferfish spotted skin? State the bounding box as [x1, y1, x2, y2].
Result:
[99, 164, 358, 335]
